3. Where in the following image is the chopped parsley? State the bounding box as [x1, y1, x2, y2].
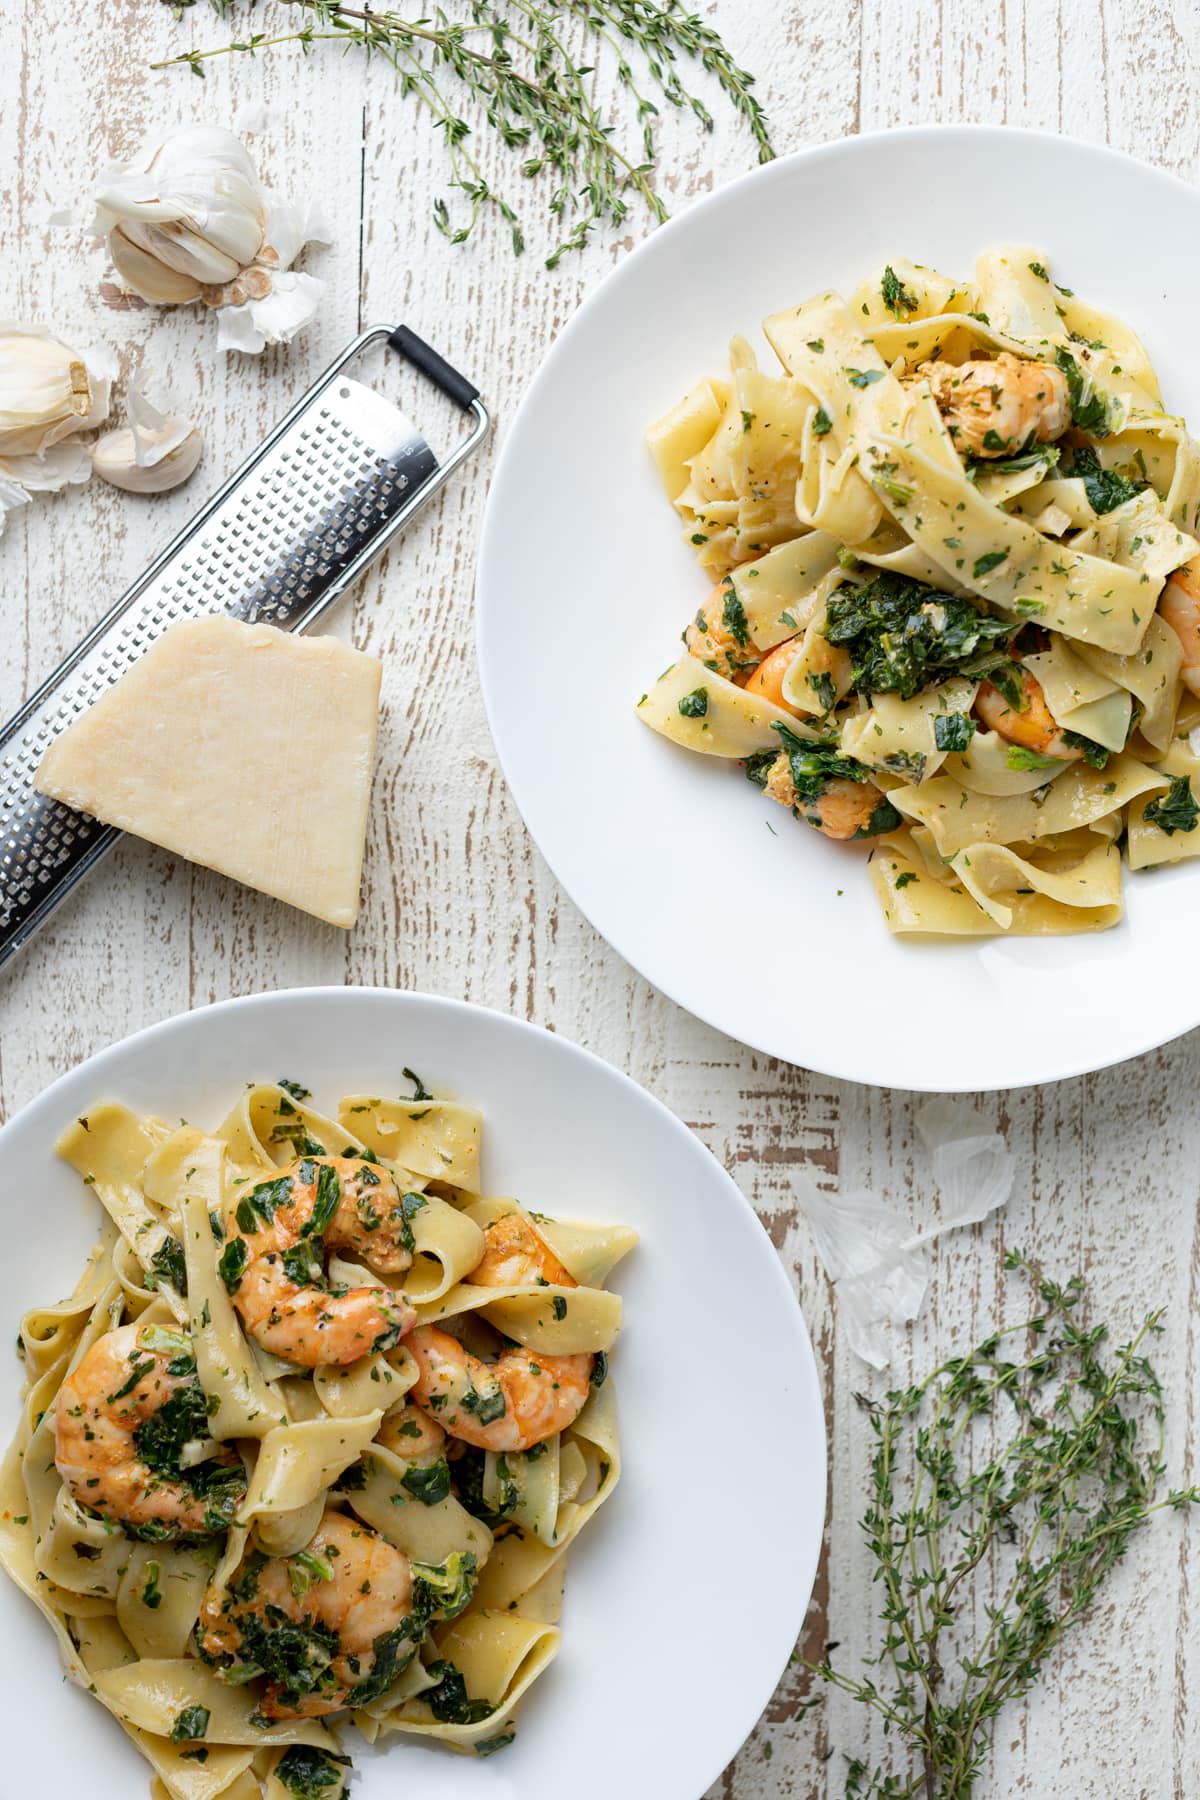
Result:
[894, 871, 918, 889]
[846, 366, 885, 389]
[806, 338, 824, 353]
[1028, 260, 1050, 282]
[277, 1079, 312, 1102]
[881, 264, 918, 318]
[812, 406, 833, 437]
[677, 687, 708, 719]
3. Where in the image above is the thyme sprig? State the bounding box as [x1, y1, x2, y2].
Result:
[810, 1251, 1198, 1798]
[153, 1, 774, 267]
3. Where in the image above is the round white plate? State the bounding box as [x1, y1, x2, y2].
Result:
[477, 125, 1200, 1091]
[0, 988, 824, 1800]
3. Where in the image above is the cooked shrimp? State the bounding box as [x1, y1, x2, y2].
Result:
[408, 1324, 592, 1454]
[55, 1323, 244, 1536]
[683, 577, 761, 681]
[225, 1156, 417, 1367]
[199, 1510, 414, 1719]
[975, 666, 1082, 760]
[741, 633, 854, 715]
[915, 352, 1070, 457]
[1160, 558, 1200, 696]
[760, 752, 891, 840]
[469, 1212, 576, 1291]
[376, 1401, 446, 1461]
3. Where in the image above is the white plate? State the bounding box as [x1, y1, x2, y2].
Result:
[477, 125, 1200, 1091]
[0, 988, 824, 1800]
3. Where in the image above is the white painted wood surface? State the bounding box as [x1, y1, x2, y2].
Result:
[2, 2, 1200, 1793]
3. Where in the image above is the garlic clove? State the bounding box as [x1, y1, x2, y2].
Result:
[0, 324, 112, 456]
[92, 424, 202, 494]
[108, 226, 205, 305]
[91, 372, 202, 494]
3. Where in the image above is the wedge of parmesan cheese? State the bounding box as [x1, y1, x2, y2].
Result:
[35, 616, 382, 928]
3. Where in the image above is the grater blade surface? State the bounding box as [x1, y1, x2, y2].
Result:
[0, 369, 442, 968]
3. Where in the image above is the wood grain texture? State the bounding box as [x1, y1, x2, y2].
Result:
[2, 1, 1200, 1794]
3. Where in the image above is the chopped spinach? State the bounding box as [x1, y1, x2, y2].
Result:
[934, 712, 976, 753]
[824, 572, 1013, 700]
[1069, 445, 1149, 516]
[1060, 729, 1111, 769]
[401, 1458, 452, 1505]
[403, 1067, 433, 1101]
[145, 1235, 187, 1297]
[1054, 345, 1111, 436]
[217, 1237, 248, 1293]
[721, 584, 750, 647]
[972, 549, 1008, 581]
[170, 1706, 210, 1743]
[277, 1079, 312, 1102]
[1144, 774, 1200, 836]
[422, 1659, 495, 1725]
[235, 1174, 293, 1235]
[677, 687, 708, 719]
[276, 1746, 351, 1799]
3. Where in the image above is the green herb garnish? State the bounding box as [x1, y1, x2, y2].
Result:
[806, 1253, 1200, 1798]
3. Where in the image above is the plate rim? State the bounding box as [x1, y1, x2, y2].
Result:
[0, 983, 828, 1795]
[475, 123, 1200, 1092]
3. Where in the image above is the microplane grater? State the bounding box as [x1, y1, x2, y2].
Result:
[0, 324, 490, 971]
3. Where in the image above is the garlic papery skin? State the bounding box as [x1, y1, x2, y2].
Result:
[90, 127, 330, 354]
[91, 375, 202, 495]
[0, 323, 112, 456]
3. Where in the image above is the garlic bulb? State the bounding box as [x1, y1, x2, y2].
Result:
[0, 324, 113, 536]
[90, 126, 329, 354]
[0, 323, 111, 455]
[91, 375, 201, 495]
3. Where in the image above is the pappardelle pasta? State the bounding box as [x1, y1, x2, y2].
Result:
[637, 247, 1200, 935]
[0, 1076, 634, 1800]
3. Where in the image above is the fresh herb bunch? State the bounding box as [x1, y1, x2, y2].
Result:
[154, 0, 774, 267]
[810, 1253, 1198, 1799]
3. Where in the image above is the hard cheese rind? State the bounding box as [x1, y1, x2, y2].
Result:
[35, 616, 382, 927]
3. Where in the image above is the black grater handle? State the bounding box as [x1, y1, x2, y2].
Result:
[389, 325, 480, 411]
